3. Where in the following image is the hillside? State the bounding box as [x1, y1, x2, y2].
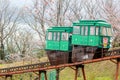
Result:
[0, 60, 118, 80]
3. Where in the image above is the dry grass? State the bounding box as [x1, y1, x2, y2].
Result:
[109, 47, 120, 51]
[0, 59, 119, 80]
[0, 57, 48, 69]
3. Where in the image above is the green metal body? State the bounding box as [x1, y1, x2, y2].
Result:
[72, 20, 112, 48]
[45, 27, 73, 51]
[45, 20, 112, 51]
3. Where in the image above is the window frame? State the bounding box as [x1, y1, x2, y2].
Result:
[84, 26, 88, 36]
[57, 32, 60, 41]
[53, 32, 61, 41]
[73, 26, 80, 34]
[47, 32, 52, 40]
[47, 32, 61, 41]
[81, 26, 85, 35]
[61, 32, 69, 41]
[95, 27, 99, 36]
[106, 28, 112, 36]
[90, 26, 95, 35]
[100, 27, 108, 36]
[53, 32, 57, 40]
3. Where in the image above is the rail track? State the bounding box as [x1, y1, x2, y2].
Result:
[0, 49, 120, 80]
[0, 49, 120, 75]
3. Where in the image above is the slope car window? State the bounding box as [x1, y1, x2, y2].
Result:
[90, 26, 95, 35]
[53, 32, 57, 40]
[95, 27, 99, 35]
[85, 26, 88, 35]
[107, 28, 112, 36]
[57, 32, 60, 41]
[48, 32, 52, 40]
[101, 27, 107, 36]
[81, 26, 84, 35]
[53, 32, 60, 41]
[61, 33, 68, 41]
[73, 26, 80, 34]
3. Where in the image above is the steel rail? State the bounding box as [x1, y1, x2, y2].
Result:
[0, 55, 120, 76]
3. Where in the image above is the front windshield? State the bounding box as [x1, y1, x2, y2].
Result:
[107, 28, 112, 36]
[101, 27, 112, 36]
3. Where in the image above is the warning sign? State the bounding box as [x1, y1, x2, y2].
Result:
[103, 38, 108, 43]
[103, 38, 108, 48]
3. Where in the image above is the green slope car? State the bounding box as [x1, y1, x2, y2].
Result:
[45, 20, 112, 65]
[45, 27, 73, 65]
[72, 20, 112, 62]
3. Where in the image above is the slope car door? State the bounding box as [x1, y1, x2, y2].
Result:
[100, 27, 112, 48]
[88, 26, 99, 46]
[80, 26, 88, 45]
[60, 32, 69, 51]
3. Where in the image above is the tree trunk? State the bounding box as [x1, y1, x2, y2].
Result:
[0, 40, 5, 60]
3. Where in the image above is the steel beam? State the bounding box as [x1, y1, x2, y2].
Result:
[38, 71, 47, 80]
[74, 66, 78, 80]
[56, 69, 60, 80]
[72, 65, 86, 80]
[81, 66, 86, 80]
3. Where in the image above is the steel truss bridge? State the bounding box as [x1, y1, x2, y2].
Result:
[0, 49, 120, 80]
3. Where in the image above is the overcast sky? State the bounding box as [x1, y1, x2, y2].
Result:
[10, 0, 32, 8]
